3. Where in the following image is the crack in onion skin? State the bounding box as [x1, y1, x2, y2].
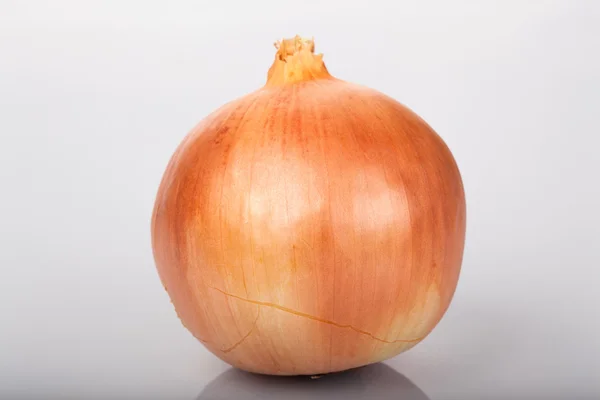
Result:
[151, 35, 466, 376]
[207, 285, 425, 344]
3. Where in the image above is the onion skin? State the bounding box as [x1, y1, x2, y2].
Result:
[151, 36, 466, 375]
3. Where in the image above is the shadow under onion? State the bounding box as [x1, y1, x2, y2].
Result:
[196, 362, 430, 400]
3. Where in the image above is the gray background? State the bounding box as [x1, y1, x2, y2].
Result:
[1, 1, 599, 399]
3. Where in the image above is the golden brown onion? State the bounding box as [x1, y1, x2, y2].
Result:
[151, 35, 466, 375]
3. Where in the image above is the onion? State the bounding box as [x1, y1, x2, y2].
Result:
[151, 36, 466, 376]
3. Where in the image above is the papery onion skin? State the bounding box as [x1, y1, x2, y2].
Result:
[151, 36, 466, 376]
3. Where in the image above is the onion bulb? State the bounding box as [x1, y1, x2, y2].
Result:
[151, 36, 466, 376]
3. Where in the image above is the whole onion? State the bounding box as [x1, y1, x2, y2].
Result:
[152, 36, 466, 376]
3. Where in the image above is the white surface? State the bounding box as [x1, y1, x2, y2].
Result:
[1, 1, 599, 399]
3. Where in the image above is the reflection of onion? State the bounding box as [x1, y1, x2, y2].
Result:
[196, 363, 430, 400]
[152, 35, 466, 375]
